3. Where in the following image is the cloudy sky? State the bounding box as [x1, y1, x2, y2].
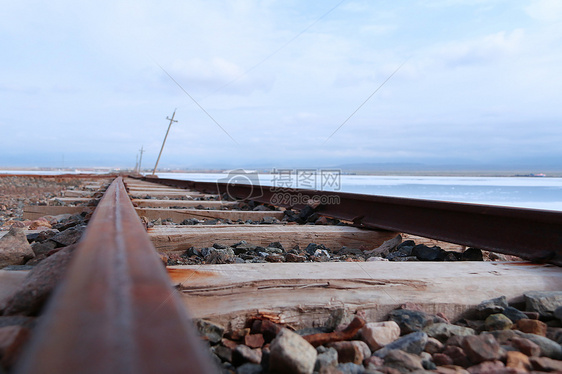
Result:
[1, 0, 561, 170]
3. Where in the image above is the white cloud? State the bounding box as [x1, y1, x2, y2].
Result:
[431, 29, 524, 68]
[1, 1, 562, 168]
[525, 0, 562, 22]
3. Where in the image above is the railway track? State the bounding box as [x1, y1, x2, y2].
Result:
[2, 174, 562, 373]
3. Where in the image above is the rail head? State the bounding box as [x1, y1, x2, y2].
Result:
[15, 176, 216, 374]
[142, 176, 562, 265]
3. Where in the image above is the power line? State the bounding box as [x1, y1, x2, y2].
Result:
[207, 0, 347, 96]
[323, 58, 410, 144]
[155, 61, 239, 145]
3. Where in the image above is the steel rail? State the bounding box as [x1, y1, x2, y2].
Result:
[16, 177, 215, 374]
[144, 177, 562, 265]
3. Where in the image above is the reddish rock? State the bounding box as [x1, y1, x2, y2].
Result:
[462, 334, 503, 364]
[327, 341, 365, 364]
[530, 356, 562, 372]
[515, 319, 547, 336]
[244, 334, 265, 349]
[221, 338, 238, 350]
[443, 345, 471, 367]
[314, 217, 329, 225]
[505, 351, 530, 371]
[226, 327, 250, 341]
[266, 254, 284, 262]
[400, 302, 424, 311]
[0, 325, 30, 368]
[433, 353, 455, 366]
[437, 312, 451, 323]
[446, 335, 466, 347]
[434, 366, 470, 374]
[28, 218, 51, 230]
[285, 253, 306, 262]
[510, 337, 541, 357]
[251, 319, 282, 343]
[303, 316, 365, 347]
[466, 360, 505, 373]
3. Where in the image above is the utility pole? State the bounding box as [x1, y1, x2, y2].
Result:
[134, 153, 139, 173]
[138, 146, 145, 174]
[152, 110, 177, 175]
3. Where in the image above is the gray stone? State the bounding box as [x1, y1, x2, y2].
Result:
[212, 345, 232, 363]
[555, 306, 562, 322]
[374, 331, 428, 358]
[196, 319, 225, 344]
[205, 247, 235, 264]
[389, 309, 433, 334]
[269, 328, 317, 374]
[475, 296, 508, 319]
[412, 244, 445, 261]
[502, 306, 528, 323]
[265, 246, 283, 254]
[383, 349, 424, 373]
[0, 227, 35, 268]
[30, 240, 57, 256]
[483, 330, 518, 344]
[390, 256, 419, 262]
[1, 265, 34, 271]
[50, 225, 86, 246]
[233, 345, 262, 365]
[364, 234, 402, 258]
[515, 331, 562, 360]
[336, 362, 365, 374]
[420, 351, 436, 371]
[423, 323, 475, 343]
[314, 346, 337, 371]
[0, 316, 35, 329]
[461, 247, 483, 261]
[268, 242, 284, 250]
[236, 363, 263, 374]
[2, 244, 77, 315]
[525, 291, 562, 318]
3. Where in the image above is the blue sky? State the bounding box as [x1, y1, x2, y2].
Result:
[1, 0, 561, 170]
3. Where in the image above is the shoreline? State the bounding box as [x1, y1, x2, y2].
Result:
[2, 169, 562, 178]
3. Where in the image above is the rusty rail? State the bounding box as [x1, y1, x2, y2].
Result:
[16, 177, 215, 374]
[145, 177, 562, 266]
